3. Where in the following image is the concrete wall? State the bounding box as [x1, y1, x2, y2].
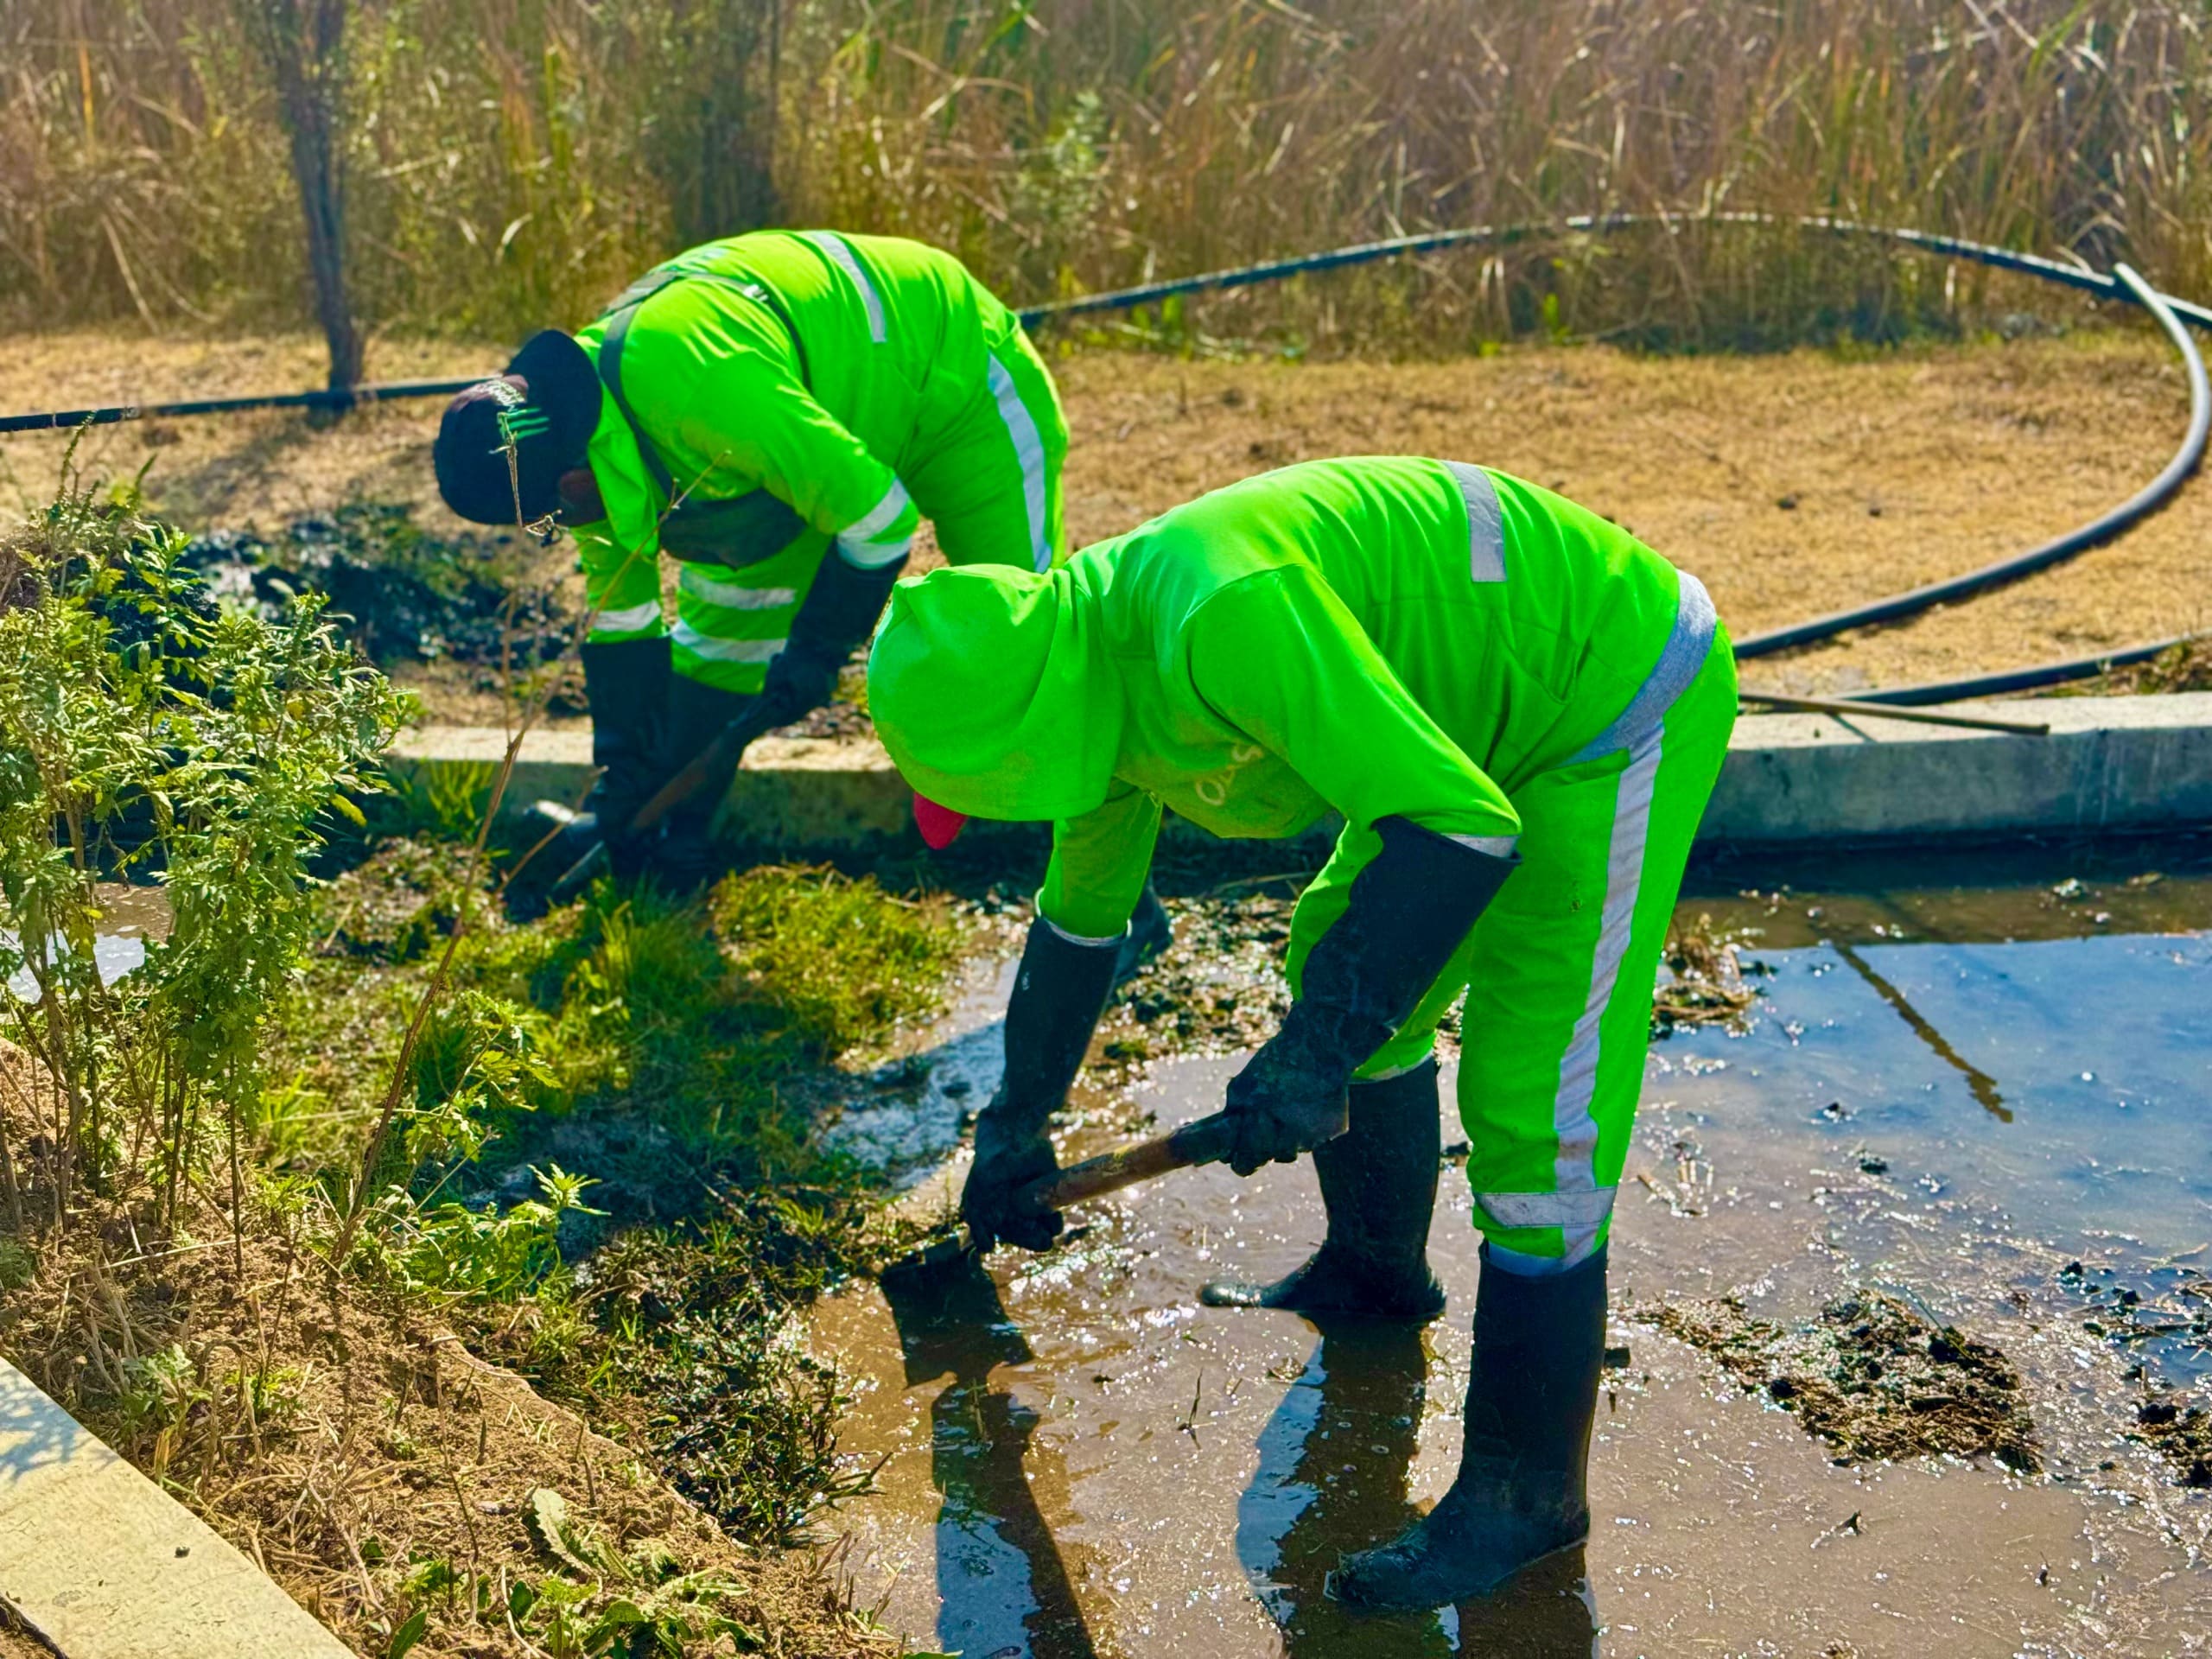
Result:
[388, 692, 2212, 856]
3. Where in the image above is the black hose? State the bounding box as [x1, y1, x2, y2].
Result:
[2, 214, 2203, 700]
[5, 211, 2191, 433]
[1842, 632, 2202, 706]
[0, 377, 481, 436]
[1732, 265, 2211, 658]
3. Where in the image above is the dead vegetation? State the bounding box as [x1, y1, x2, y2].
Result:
[1637, 1290, 2041, 1474]
[13, 1, 2212, 359]
[1098, 894, 1298, 1070]
[0, 1095, 893, 1657]
[1097, 894, 1765, 1076]
[13, 329, 2208, 706]
[1652, 914, 1767, 1035]
[2128, 1395, 2212, 1488]
[2049, 635, 2212, 696]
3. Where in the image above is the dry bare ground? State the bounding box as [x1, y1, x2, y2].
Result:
[2, 327, 2207, 701]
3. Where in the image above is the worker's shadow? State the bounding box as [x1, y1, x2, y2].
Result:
[883, 1260, 1099, 1659]
[1236, 1317, 1600, 1657]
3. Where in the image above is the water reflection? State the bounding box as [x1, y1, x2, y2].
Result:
[1237, 1316, 1599, 1656]
[883, 1259, 1098, 1659]
[1833, 941, 2009, 1120]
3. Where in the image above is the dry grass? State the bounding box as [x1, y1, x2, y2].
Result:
[8, 3, 2212, 351]
[8, 326, 2207, 701]
[2050, 635, 2212, 696]
[0, 1062, 893, 1658]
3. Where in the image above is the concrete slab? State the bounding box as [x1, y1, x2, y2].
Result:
[0, 1359, 351, 1658]
[386, 693, 2212, 856]
[1708, 690, 2212, 843]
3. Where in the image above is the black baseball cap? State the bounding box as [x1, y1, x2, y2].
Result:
[433, 329, 603, 524]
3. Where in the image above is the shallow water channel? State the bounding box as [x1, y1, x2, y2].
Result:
[812, 848, 2212, 1657]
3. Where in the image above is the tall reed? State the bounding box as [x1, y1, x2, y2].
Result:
[3, 1, 2209, 350]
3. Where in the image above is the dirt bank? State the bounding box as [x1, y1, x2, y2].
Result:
[3, 327, 2205, 703]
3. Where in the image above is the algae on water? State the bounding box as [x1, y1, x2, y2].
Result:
[1638, 1290, 2041, 1472]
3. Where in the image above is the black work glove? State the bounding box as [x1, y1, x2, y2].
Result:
[1224, 1022, 1352, 1177]
[756, 636, 842, 730]
[959, 912, 1123, 1253]
[756, 549, 908, 728]
[963, 1109, 1065, 1255]
[1225, 818, 1520, 1178]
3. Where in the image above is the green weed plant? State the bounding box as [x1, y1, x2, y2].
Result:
[0, 468, 405, 1248]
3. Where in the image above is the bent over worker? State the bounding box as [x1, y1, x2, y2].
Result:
[866, 456, 1736, 1611]
[429, 229, 1071, 881]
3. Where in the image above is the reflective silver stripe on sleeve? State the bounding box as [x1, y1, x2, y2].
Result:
[1443, 460, 1507, 583]
[590, 600, 664, 634]
[1042, 915, 1127, 949]
[987, 352, 1053, 572]
[838, 479, 915, 567]
[671, 621, 785, 664]
[1566, 569, 1717, 764]
[1445, 832, 1519, 859]
[803, 232, 887, 344]
[678, 568, 798, 611]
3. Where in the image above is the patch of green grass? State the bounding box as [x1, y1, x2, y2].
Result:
[515, 1182, 891, 1547]
[280, 849, 967, 1547]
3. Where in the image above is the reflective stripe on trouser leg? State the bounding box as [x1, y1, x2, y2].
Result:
[669, 536, 827, 694]
[1456, 633, 1738, 1271]
[1481, 729, 1659, 1274]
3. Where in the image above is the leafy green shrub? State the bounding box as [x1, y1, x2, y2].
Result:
[364, 1164, 602, 1303]
[0, 474, 405, 1242]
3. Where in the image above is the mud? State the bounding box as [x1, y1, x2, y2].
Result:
[183, 503, 576, 683]
[1097, 897, 1754, 1078]
[1639, 1290, 2040, 1471]
[806, 862, 2211, 1656]
[1098, 896, 1296, 1070]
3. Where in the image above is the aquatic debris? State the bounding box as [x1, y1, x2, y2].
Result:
[2126, 1395, 2212, 1487]
[1652, 912, 1766, 1035]
[1636, 1290, 2040, 1472]
[1099, 897, 1764, 1068]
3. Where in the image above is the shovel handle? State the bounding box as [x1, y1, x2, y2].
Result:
[1019, 1110, 1237, 1213]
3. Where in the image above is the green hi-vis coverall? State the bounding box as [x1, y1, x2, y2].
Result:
[569, 232, 1070, 693]
[869, 457, 1738, 1270]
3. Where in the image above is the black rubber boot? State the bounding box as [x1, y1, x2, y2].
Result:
[1199, 1058, 1446, 1320]
[1112, 880, 1173, 988]
[644, 672, 753, 887]
[518, 797, 603, 870]
[1327, 1243, 1607, 1612]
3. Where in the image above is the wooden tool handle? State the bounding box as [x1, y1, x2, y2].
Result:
[1738, 690, 2050, 736]
[1021, 1111, 1237, 1212]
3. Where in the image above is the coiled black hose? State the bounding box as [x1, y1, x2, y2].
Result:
[1730, 264, 2209, 661]
[3, 213, 2204, 697]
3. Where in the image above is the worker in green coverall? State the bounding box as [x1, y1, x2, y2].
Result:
[868, 456, 1736, 1611]
[431, 231, 1162, 959]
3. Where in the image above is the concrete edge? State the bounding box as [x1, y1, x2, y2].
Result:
[385, 692, 2212, 855]
[0, 1358, 353, 1657]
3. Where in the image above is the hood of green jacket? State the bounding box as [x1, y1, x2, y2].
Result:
[868, 564, 1121, 823]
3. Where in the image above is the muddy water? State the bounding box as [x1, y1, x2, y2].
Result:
[815, 867, 2212, 1656]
